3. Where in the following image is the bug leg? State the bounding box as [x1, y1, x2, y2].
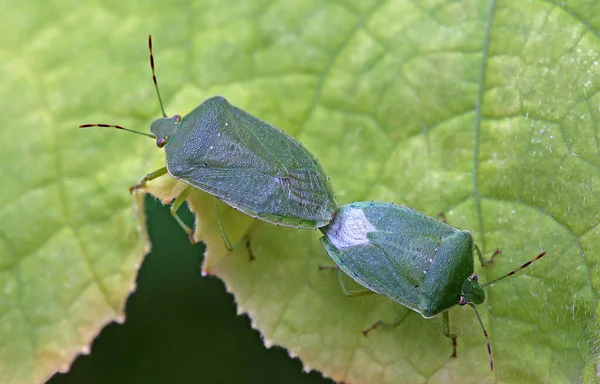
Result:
[336, 270, 375, 297]
[234, 235, 255, 262]
[442, 311, 458, 358]
[214, 197, 234, 251]
[318, 266, 374, 297]
[363, 310, 410, 336]
[213, 198, 254, 261]
[438, 212, 447, 223]
[474, 245, 502, 267]
[230, 235, 255, 262]
[130, 167, 168, 193]
[242, 235, 255, 262]
[170, 186, 195, 243]
[318, 265, 339, 271]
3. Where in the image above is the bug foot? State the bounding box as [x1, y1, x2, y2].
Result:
[244, 236, 255, 262]
[450, 335, 457, 358]
[362, 320, 383, 336]
[483, 248, 502, 266]
[438, 212, 447, 223]
[129, 182, 146, 194]
[318, 265, 339, 271]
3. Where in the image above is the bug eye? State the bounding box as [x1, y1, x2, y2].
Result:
[156, 138, 166, 148]
[472, 274, 479, 281]
[458, 297, 467, 306]
[173, 115, 181, 123]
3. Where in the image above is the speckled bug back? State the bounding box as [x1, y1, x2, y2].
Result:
[320, 201, 477, 317]
[161, 96, 338, 229]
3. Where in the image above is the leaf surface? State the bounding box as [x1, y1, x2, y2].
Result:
[1, 0, 598, 383]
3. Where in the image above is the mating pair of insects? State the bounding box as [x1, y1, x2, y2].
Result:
[81, 36, 546, 372]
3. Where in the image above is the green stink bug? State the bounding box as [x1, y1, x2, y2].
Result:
[80, 36, 338, 246]
[319, 201, 546, 371]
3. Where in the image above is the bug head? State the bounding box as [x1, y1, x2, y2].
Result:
[150, 115, 181, 148]
[459, 274, 485, 306]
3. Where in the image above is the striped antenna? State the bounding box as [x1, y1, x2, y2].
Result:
[469, 303, 493, 371]
[148, 35, 167, 118]
[78, 123, 156, 139]
[483, 251, 547, 287]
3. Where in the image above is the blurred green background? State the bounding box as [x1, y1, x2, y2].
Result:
[47, 196, 333, 384]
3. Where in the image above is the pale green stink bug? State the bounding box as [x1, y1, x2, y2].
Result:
[80, 36, 337, 247]
[319, 201, 546, 371]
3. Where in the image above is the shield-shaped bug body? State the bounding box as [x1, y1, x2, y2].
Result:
[319, 201, 546, 371]
[81, 36, 337, 246]
[156, 95, 337, 229]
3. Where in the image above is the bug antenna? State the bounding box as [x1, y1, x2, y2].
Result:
[469, 303, 493, 371]
[79, 124, 157, 139]
[148, 34, 167, 118]
[482, 251, 547, 288]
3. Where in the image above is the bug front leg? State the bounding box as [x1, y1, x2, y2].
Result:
[130, 167, 169, 193]
[442, 311, 458, 358]
[474, 245, 502, 267]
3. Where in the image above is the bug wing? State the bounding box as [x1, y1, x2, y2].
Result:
[166, 97, 336, 228]
[320, 202, 461, 314]
[320, 237, 421, 312]
[366, 231, 443, 290]
[188, 166, 332, 227]
[364, 212, 472, 317]
[368, 228, 475, 318]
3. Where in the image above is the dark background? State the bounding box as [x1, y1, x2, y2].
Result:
[48, 195, 334, 384]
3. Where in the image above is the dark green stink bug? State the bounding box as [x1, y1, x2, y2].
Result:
[81, 36, 337, 246]
[319, 201, 546, 371]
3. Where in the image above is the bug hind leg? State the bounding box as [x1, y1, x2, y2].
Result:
[362, 310, 410, 336]
[318, 266, 374, 297]
[237, 235, 255, 262]
[214, 197, 254, 261]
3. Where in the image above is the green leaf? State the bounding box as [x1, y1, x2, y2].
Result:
[2, 0, 598, 383]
